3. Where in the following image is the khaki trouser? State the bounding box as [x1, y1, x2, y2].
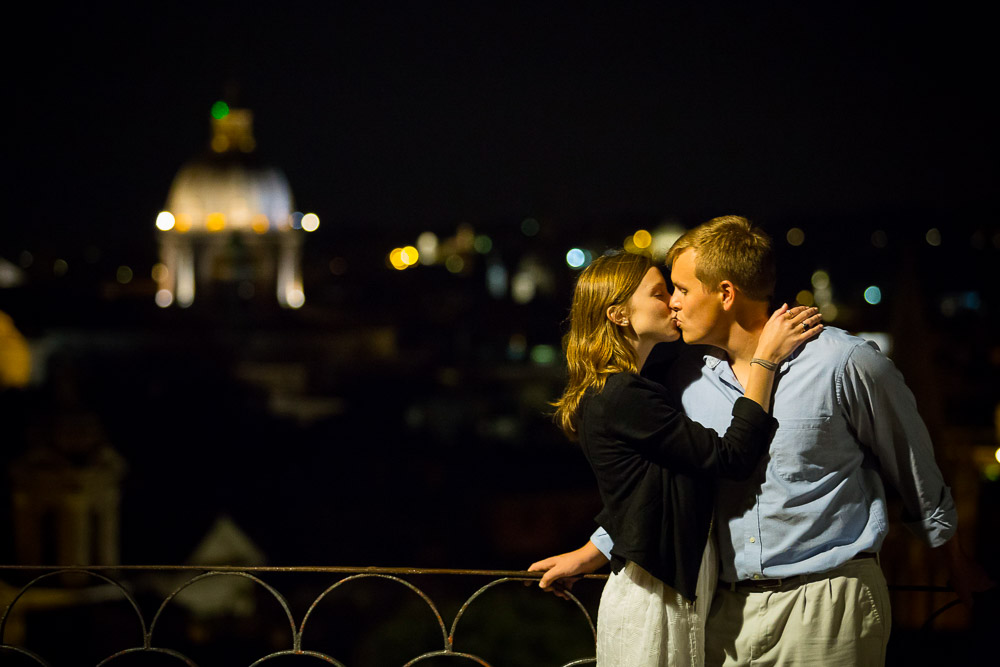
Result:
[705, 558, 891, 666]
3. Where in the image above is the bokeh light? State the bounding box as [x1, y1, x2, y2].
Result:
[530, 345, 558, 365]
[251, 214, 270, 234]
[786, 227, 805, 246]
[210, 101, 230, 119]
[400, 246, 419, 266]
[566, 248, 586, 268]
[116, 266, 133, 284]
[474, 235, 493, 254]
[156, 211, 176, 231]
[389, 248, 407, 271]
[301, 213, 320, 232]
[206, 212, 226, 232]
[520, 218, 540, 237]
[796, 290, 815, 306]
[864, 286, 882, 305]
[811, 270, 830, 289]
[286, 288, 305, 309]
[155, 289, 173, 308]
[633, 229, 652, 249]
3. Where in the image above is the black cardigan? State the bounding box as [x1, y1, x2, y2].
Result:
[578, 371, 774, 601]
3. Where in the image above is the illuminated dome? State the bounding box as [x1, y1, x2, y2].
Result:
[162, 108, 295, 235]
[155, 104, 317, 309]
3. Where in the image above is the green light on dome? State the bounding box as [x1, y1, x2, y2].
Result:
[211, 101, 230, 119]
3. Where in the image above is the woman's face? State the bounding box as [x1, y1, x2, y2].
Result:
[625, 267, 680, 344]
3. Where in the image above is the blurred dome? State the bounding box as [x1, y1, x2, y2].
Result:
[161, 108, 295, 235]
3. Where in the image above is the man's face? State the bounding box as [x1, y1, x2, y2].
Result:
[668, 249, 724, 345]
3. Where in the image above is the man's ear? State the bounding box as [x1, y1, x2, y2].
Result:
[718, 280, 737, 310]
[606, 305, 629, 326]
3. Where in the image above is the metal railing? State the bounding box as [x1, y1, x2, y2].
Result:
[0, 565, 605, 666]
[0, 565, 962, 666]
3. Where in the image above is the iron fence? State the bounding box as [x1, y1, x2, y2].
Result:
[0, 565, 961, 666]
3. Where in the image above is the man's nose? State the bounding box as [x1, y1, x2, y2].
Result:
[669, 292, 681, 310]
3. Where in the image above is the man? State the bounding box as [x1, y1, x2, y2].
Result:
[530, 215, 991, 665]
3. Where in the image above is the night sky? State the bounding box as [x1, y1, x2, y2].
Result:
[7, 2, 996, 256]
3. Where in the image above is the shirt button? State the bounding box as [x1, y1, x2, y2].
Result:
[753, 574, 761, 580]
[749, 537, 756, 543]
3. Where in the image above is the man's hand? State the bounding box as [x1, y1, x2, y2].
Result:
[527, 541, 609, 600]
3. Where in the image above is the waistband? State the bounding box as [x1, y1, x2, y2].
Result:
[728, 552, 879, 593]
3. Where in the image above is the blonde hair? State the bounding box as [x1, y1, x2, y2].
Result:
[553, 251, 653, 440]
[665, 215, 775, 301]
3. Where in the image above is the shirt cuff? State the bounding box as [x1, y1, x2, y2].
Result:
[903, 504, 958, 548]
[590, 526, 613, 560]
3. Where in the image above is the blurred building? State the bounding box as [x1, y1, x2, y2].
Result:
[155, 104, 317, 309]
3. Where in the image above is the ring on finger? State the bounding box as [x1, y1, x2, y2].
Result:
[802, 322, 809, 332]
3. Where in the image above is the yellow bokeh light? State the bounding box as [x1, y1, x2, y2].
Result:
[151, 263, 169, 282]
[301, 213, 320, 232]
[389, 248, 408, 270]
[624, 235, 638, 254]
[401, 246, 419, 266]
[156, 211, 175, 231]
[174, 213, 192, 233]
[251, 214, 270, 234]
[633, 229, 652, 249]
[796, 290, 815, 306]
[206, 212, 226, 232]
[995, 447, 1000, 465]
[786, 227, 805, 246]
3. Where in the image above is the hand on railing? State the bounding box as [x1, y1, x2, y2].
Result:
[527, 541, 609, 600]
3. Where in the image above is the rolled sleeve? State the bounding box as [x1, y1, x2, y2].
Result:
[839, 341, 957, 547]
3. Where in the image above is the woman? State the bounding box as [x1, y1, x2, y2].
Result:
[541, 251, 820, 666]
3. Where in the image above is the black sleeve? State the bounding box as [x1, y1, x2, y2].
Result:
[602, 374, 773, 479]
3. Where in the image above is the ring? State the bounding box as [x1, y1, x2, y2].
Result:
[802, 322, 809, 332]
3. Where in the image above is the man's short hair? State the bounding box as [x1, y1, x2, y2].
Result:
[665, 215, 776, 301]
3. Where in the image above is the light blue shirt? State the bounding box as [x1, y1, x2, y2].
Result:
[591, 327, 956, 582]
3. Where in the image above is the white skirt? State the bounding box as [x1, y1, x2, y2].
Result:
[595, 536, 717, 667]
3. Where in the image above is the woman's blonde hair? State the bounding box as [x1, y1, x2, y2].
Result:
[553, 251, 654, 440]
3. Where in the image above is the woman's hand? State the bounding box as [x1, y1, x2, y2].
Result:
[526, 542, 608, 599]
[754, 304, 823, 365]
